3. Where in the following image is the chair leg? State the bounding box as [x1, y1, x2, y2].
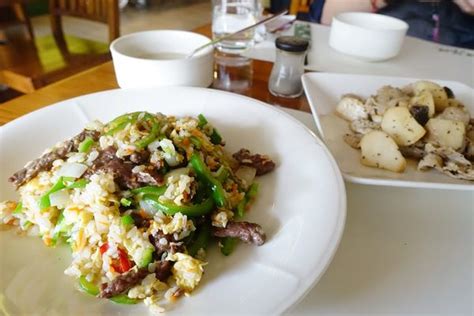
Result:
[11, 3, 35, 40]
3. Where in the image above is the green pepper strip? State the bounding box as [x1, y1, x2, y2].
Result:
[105, 112, 141, 132]
[13, 202, 23, 214]
[131, 185, 166, 196]
[109, 294, 139, 305]
[79, 276, 139, 304]
[138, 247, 154, 268]
[220, 237, 238, 256]
[142, 194, 214, 216]
[197, 114, 208, 128]
[78, 137, 94, 153]
[210, 128, 222, 145]
[134, 114, 160, 149]
[66, 179, 89, 189]
[38, 177, 66, 210]
[105, 112, 142, 136]
[120, 198, 133, 207]
[121, 214, 134, 226]
[187, 224, 211, 257]
[51, 212, 67, 246]
[189, 153, 227, 208]
[189, 136, 202, 149]
[79, 276, 99, 296]
[39, 178, 88, 210]
[215, 166, 229, 183]
[236, 183, 259, 219]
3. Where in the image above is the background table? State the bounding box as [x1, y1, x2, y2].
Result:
[0, 23, 472, 316]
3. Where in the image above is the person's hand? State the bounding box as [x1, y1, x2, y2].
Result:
[454, 0, 474, 15]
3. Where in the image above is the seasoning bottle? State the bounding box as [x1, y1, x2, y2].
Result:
[268, 36, 309, 98]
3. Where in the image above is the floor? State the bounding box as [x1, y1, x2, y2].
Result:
[1, 0, 212, 103]
[31, 0, 212, 43]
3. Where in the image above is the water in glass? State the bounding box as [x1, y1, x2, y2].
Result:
[212, 0, 259, 53]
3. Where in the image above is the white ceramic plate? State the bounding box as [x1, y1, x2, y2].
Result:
[302, 72, 474, 190]
[0, 87, 346, 315]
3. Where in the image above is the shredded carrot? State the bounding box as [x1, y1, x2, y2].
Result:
[191, 129, 202, 137]
[6, 219, 16, 225]
[43, 235, 52, 247]
[182, 138, 190, 146]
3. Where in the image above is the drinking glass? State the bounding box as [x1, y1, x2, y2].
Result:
[212, 0, 260, 53]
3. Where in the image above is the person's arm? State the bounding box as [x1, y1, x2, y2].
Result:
[454, 0, 474, 15]
[321, 0, 388, 25]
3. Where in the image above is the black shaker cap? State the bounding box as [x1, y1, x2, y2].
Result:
[275, 36, 309, 52]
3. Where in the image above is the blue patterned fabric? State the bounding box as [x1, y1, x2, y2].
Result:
[304, 0, 474, 49]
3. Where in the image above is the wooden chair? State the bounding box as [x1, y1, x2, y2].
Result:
[0, 1, 34, 40]
[0, 0, 120, 94]
[49, 0, 119, 44]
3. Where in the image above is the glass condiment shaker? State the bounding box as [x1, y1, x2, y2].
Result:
[268, 36, 309, 98]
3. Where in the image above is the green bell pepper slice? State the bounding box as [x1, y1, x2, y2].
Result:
[121, 214, 134, 226]
[131, 185, 166, 197]
[210, 128, 222, 145]
[220, 237, 238, 256]
[109, 294, 139, 304]
[78, 137, 95, 153]
[39, 178, 88, 211]
[236, 183, 259, 219]
[189, 136, 202, 149]
[105, 112, 141, 136]
[215, 166, 229, 183]
[189, 153, 227, 208]
[13, 202, 23, 214]
[187, 224, 211, 257]
[66, 178, 89, 189]
[120, 198, 133, 207]
[134, 114, 160, 149]
[142, 194, 214, 217]
[197, 114, 208, 128]
[38, 177, 67, 210]
[79, 276, 139, 304]
[79, 275, 99, 296]
[138, 247, 154, 268]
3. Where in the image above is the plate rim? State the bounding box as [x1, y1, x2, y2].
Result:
[0, 86, 347, 314]
[302, 72, 474, 191]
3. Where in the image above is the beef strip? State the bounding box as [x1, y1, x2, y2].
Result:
[99, 268, 149, 298]
[232, 149, 275, 176]
[129, 150, 150, 164]
[135, 167, 164, 186]
[149, 231, 183, 282]
[87, 146, 139, 189]
[212, 221, 266, 246]
[155, 260, 173, 282]
[8, 129, 100, 189]
[87, 147, 163, 189]
[149, 231, 184, 259]
[130, 212, 151, 229]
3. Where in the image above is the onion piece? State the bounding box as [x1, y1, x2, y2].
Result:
[164, 167, 191, 183]
[49, 190, 71, 209]
[139, 199, 157, 216]
[235, 166, 257, 188]
[57, 162, 88, 179]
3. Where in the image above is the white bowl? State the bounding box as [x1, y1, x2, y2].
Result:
[110, 30, 214, 88]
[329, 12, 409, 62]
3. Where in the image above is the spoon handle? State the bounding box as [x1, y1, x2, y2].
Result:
[187, 10, 288, 59]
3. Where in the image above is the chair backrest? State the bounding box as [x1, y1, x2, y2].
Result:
[49, 0, 120, 43]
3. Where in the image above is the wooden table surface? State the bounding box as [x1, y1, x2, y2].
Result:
[0, 24, 310, 126]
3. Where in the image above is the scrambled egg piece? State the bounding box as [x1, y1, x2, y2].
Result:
[169, 253, 204, 292]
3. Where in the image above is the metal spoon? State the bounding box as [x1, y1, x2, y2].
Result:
[187, 10, 288, 59]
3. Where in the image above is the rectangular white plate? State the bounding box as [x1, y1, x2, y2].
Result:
[302, 72, 474, 190]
